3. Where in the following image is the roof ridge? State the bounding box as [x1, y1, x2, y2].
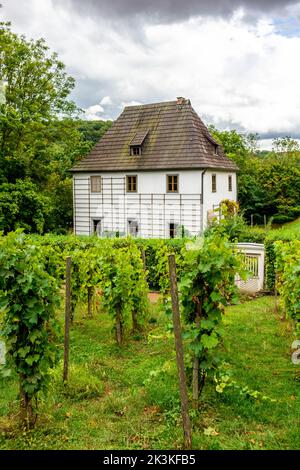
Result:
[123, 100, 182, 110]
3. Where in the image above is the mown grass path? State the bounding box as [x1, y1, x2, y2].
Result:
[0, 296, 299, 450]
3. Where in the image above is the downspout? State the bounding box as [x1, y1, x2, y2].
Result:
[201, 169, 207, 233]
[72, 175, 76, 235]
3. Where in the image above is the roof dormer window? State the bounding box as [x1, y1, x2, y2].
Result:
[214, 145, 219, 156]
[129, 128, 149, 156]
[130, 145, 141, 156]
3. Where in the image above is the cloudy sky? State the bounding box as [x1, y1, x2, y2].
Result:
[2, 0, 300, 148]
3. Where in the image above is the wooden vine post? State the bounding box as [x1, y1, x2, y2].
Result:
[88, 286, 93, 319]
[274, 271, 278, 317]
[115, 304, 123, 346]
[168, 254, 192, 449]
[141, 249, 146, 272]
[63, 256, 71, 382]
[192, 302, 201, 407]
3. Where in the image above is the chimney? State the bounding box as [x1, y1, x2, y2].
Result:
[176, 97, 190, 105]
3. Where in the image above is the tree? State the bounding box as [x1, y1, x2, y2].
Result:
[0, 23, 107, 233]
[76, 119, 113, 145]
[209, 126, 300, 225]
[0, 179, 52, 233]
[272, 136, 300, 155]
[0, 22, 77, 183]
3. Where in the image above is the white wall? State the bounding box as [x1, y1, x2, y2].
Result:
[202, 170, 237, 230]
[73, 169, 237, 238]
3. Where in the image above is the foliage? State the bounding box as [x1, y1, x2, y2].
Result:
[264, 228, 300, 290]
[0, 231, 61, 427]
[179, 233, 245, 396]
[0, 294, 298, 449]
[274, 241, 300, 333]
[237, 226, 269, 244]
[154, 242, 184, 297]
[210, 127, 300, 225]
[206, 199, 247, 242]
[100, 242, 149, 342]
[0, 179, 52, 234]
[0, 22, 77, 182]
[0, 23, 111, 232]
[76, 119, 113, 145]
[214, 371, 276, 403]
[134, 238, 186, 290]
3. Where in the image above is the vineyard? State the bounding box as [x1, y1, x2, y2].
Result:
[0, 230, 300, 450]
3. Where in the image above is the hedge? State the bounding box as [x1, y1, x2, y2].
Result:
[265, 228, 300, 290]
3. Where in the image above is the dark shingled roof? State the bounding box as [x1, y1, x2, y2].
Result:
[71, 99, 238, 172]
[130, 128, 150, 146]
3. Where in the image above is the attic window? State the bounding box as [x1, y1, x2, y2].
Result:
[130, 146, 141, 156]
[130, 129, 149, 156]
[214, 145, 219, 156]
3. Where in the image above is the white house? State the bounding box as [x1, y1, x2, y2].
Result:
[71, 97, 238, 238]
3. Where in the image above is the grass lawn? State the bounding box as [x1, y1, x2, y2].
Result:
[282, 217, 300, 232]
[0, 296, 299, 450]
[270, 217, 300, 234]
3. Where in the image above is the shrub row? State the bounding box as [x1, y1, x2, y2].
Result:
[264, 229, 300, 290]
[26, 234, 186, 290]
[274, 240, 300, 332]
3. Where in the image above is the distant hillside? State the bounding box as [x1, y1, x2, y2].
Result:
[76, 120, 113, 146]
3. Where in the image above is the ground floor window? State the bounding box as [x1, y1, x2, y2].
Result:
[92, 218, 102, 236]
[169, 222, 178, 238]
[128, 219, 139, 237]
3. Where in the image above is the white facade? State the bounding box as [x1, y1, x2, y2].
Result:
[73, 170, 237, 238]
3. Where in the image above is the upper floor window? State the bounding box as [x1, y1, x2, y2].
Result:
[126, 175, 137, 192]
[228, 175, 232, 192]
[130, 145, 141, 156]
[167, 175, 178, 193]
[212, 174, 217, 193]
[90, 176, 101, 193]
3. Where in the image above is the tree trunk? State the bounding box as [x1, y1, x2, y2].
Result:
[63, 256, 71, 383]
[132, 310, 139, 332]
[19, 378, 35, 429]
[192, 302, 202, 408]
[116, 305, 122, 346]
[168, 254, 192, 450]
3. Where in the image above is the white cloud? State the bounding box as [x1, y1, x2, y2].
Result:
[120, 100, 143, 108]
[100, 96, 113, 105]
[84, 104, 104, 120]
[2, 1, 300, 136]
[259, 138, 300, 150]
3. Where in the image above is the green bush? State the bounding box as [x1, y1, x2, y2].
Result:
[274, 241, 300, 332]
[265, 228, 300, 290]
[238, 226, 269, 243]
